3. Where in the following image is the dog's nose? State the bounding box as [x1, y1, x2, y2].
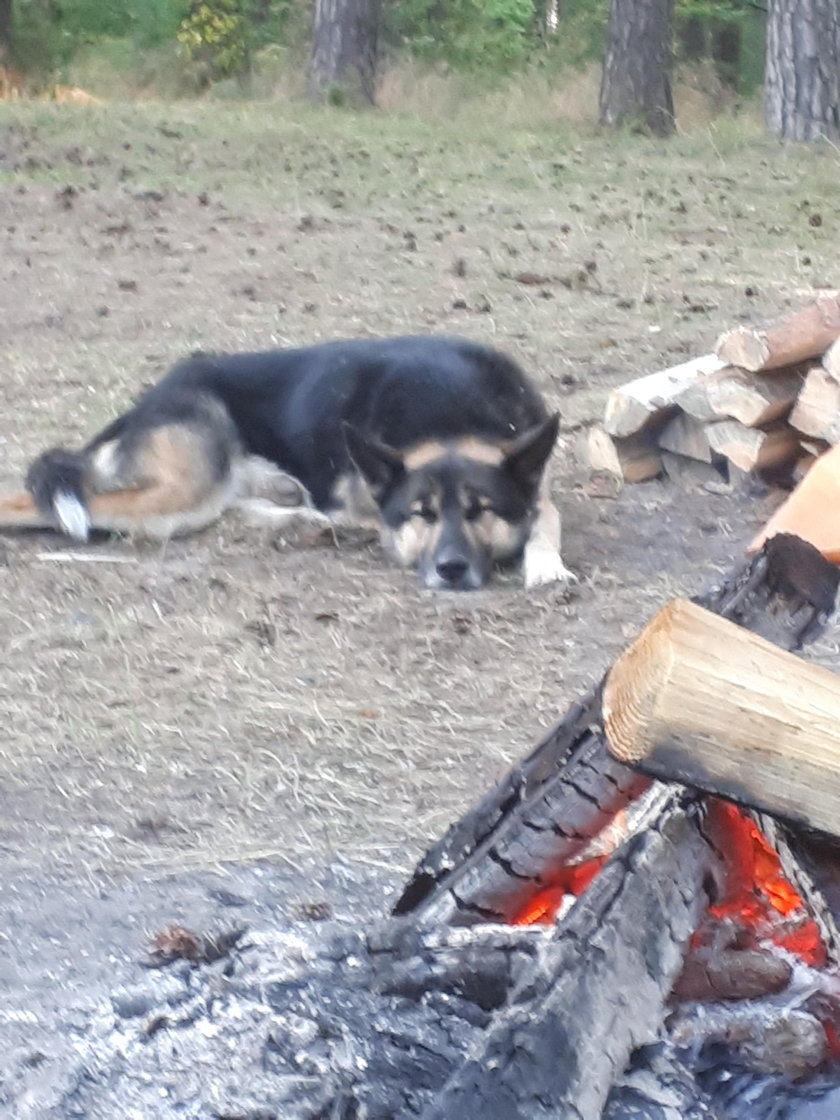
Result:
[436, 556, 469, 585]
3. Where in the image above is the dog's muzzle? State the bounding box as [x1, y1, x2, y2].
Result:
[420, 546, 487, 591]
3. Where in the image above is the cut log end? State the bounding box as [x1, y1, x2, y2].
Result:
[715, 327, 771, 372]
[602, 602, 679, 764]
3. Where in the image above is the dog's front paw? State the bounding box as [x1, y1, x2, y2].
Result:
[524, 549, 577, 590]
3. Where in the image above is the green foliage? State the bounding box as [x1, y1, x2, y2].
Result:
[387, 0, 534, 73]
[177, 1, 249, 81]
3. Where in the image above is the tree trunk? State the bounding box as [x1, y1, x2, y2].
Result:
[764, 0, 840, 141]
[599, 0, 675, 137]
[0, 0, 13, 59]
[308, 0, 379, 105]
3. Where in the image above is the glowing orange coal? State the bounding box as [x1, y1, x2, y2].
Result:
[511, 797, 825, 971]
[705, 799, 825, 967]
[511, 855, 606, 926]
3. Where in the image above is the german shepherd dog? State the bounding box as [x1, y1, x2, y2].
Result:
[0, 336, 574, 591]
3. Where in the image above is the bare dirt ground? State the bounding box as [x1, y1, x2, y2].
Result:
[1, 99, 839, 1107]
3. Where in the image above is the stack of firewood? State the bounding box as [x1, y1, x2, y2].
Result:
[590, 292, 840, 488]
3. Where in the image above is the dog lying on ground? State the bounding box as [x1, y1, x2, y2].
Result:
[0, 336, 574, 591]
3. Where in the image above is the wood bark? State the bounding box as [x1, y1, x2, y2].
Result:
[715, 291, 840, 371]
[599, 0, 676, 137]
[0, 0, 11, 60]
[420, 798, 713, 1120]
[764, 0, 840, 142]
[308, 0, 379, 105]
[603, 598, 840, 836]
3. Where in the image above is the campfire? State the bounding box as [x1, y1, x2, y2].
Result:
[386, 532, 840, 1117]
[43, 534, 840, 1119]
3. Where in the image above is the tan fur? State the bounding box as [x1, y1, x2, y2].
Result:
[452, 437, 506, 465]
[402, 437, 506, 470]
[384, 516, 442, 567]
[477, 509, 525, 560]
[402, 440, 447, 469]
[85, 426, 226, 537]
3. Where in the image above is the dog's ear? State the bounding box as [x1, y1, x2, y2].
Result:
[342, 422, 405, 502]
[502, 413, 560, 493]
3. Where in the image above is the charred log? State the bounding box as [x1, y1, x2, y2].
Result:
[395, 535, 838, 927]
[420, 796, 713, 1120]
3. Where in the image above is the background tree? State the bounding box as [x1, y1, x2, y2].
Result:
[308, 0, 380, 104]
[764, 0, 840, 141]
[599, 0, 675, 136]
[0, 0, 12, 59]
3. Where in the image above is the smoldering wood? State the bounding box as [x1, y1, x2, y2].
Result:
[367, 920, 552, 1012]
[419, 797, 714, 1120]
[752, 811, 840, 964]
[602, 598, 840, 838]
[602, 1043, 717, 1119]
[394, 684, 651, 927]
[395, 535, 839, 926]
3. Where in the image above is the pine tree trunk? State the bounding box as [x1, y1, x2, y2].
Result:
[0, 0, 13, 59]
[764, 0, 840, 141]
[308, 0, 380, 105]
[599, 0, 675, 137]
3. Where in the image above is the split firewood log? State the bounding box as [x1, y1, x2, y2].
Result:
[677, 365, 805, 427]
[705, 419, 801, 473]
[603, 353, 727, 438]
[658, 412, 714, 462]
[603, 597, 840, 838]
[824, 337, 840, 380]
[586, 427, 662, 483]
[715, 291, 840, 372]
[789, 365, 840, 445]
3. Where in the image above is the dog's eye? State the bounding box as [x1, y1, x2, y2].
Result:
[411, 502, 437, 523]
[465, 499, 492, 521]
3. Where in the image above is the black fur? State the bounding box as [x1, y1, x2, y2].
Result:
[17, 336, 565, 589]
[26, 448, 87, 515]
[124, 336, 550, 510]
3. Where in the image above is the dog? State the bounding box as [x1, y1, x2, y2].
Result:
[0, 336, 574, 591]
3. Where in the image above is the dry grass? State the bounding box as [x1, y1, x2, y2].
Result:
[0, 99, 838, 890]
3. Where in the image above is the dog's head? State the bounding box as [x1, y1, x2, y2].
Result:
[343, 415, 559, 591]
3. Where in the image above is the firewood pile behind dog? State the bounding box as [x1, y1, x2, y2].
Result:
[589, 291, 840, 497]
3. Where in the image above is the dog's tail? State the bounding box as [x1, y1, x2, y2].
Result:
[24, 447, 91, 540]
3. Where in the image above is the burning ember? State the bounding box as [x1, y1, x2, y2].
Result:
[704, 799, 825, 968]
